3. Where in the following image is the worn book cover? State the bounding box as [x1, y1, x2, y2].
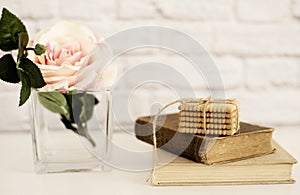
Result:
[135, 113, 274, 164]
[150, 141, 297, 186]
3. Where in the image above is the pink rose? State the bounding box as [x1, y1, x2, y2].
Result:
[32, 21, 116, 91]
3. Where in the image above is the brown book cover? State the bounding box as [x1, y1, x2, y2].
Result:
[135, 113, 275, 165]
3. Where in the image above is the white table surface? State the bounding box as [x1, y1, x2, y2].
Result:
[0, 126, 299, 195]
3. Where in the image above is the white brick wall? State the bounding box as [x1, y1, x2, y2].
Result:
[118, 0, 158, 19]
[0, 0, 57, 19]
[236, 0, 290, 22]
[0, 0, 300, 130]
[292, 0, 300, 18]
[155, 0, 232, 21]
[214, 24, 300, 56]
[245, 57, 299, 89]
[60, 0, 116, 19]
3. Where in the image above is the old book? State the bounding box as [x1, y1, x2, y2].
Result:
[150, 141, 297, 186]
[135, 113, 274, 164]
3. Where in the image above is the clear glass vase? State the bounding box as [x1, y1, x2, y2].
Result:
[30, 90, 112, 173]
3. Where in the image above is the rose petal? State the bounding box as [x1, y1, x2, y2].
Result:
[30, 21, 117, 91]
[38, 64, 79, 82]
[36, 21, 97, 55]
[75, 71, 99, 90]
[63, 51, 83, 65]
[96, 64, 118, 89]
[39, 80, 69, 92]
[73, 44, 113, 90]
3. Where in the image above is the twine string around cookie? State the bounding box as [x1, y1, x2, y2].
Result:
[150, 97, 240, 182]
[200, 97, 240, 134]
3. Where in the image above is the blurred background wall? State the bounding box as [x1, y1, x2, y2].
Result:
[0, 0, 300, 130]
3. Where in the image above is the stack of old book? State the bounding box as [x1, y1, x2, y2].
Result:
[135, 99, 297, 186]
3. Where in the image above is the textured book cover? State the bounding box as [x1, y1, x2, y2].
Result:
[135, 113, 274, 164]
[150, 141, 297, 186]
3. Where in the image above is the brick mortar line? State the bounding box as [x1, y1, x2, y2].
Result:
[119, 51, 300, 58]
[211, 52, 300, 58]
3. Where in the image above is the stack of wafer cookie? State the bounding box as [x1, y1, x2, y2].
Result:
[178, 98, 240, 136]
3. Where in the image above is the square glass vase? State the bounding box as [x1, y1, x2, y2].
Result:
[30, 90, 112, 173]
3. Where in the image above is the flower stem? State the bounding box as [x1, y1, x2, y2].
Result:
[25, 47, 35, 51]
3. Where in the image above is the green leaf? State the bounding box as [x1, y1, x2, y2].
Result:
[0, 54, 20, 83]
[77, 125, 96, 147]
[64, 92, 83, 124]
[0, 8, 27, 51]
[38, 92, 71, 119]
[80, 93, 99, 123]
[19, 58, 46, 88]
[18, 70, 31, 106]
[34, 43, 46, 55]
[38, 90, 98, 147]
[62, 92, 98, 147]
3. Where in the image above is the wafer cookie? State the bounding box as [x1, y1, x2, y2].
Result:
[179, 99, 239, 113]
[179, 111, 237, 118]
[177, 127, 237, 136]
[179, 122, 238, 130]
[177, 98, 240, 136]
[179, 116, 237, 124]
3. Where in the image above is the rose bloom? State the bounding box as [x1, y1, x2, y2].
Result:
[32, 21, 116, 91]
